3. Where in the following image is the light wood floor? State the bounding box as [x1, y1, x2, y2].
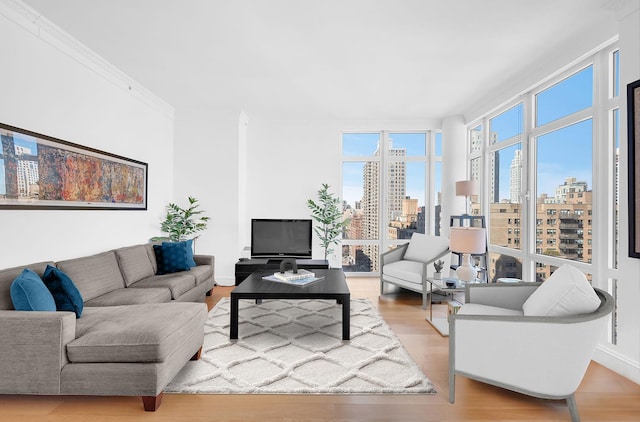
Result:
[1, 277, 639, 421]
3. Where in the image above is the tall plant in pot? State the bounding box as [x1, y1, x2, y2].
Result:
[307, 184, 350, 262]
[152, 196, 210, 243]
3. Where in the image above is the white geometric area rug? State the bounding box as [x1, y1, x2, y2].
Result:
[165, 298, 436, 394]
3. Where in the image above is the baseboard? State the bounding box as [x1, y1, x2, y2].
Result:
[215, 275, 235, 287]
[593, 344, 640, 384]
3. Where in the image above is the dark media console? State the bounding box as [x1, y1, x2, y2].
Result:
[234, 258, 329, 285]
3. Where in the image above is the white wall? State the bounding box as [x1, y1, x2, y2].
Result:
[441, 115, 467, 236]
[0, 4, 174, 268]
[173, 107, 244, 285]
[593, 0, 640, 383]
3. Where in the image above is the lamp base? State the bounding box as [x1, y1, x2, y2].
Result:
[455, 253, 478, 282]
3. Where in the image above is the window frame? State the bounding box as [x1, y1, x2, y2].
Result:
[341, 130, 438, 275]
[469, 43, 619, 285]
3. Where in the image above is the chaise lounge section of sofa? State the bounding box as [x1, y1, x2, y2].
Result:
[0, 242, 215, 411]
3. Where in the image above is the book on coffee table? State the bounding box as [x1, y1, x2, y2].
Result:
[273, 269, 315, 281]
[262, 270, 324, 286]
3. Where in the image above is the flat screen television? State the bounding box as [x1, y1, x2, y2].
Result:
[251, 219, 313, 259]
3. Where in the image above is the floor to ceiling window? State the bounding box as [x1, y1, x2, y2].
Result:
[469, 43, 620, 341]
[341, 131, 437, 274]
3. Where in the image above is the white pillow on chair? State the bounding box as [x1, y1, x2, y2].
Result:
[522, 264, 601, 317]
[403, 233, 449, 262]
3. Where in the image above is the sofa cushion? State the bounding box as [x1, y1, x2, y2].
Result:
[114, 245, 155, 287]
[383, 260, 424, 285]
[128, 273, 196, 300]
[57, 251, 126, 302]
[83, 287, 172, 306]
[522, 264, 601, 317]
[190, 264, 213, 285]
[10, 268, 56, 312]
[43, 265, 84, 318]
[0, 261, 55, 310]
[67, 302, 207, 363]
[404, 233, 449, 262]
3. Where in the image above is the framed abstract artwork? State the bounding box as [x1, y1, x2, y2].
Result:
[628, 79, 640, 258]
[0, 123, 147, 210]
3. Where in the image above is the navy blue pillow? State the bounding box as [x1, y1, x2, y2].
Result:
[160, 242, 190, 273]
[163, 240, 196, 268]
[43, 265, 84, 318]
[10, 268, 56, 311]
[153, 244, 167, 275]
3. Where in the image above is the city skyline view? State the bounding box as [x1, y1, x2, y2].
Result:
[342, 64, 596, 214]
[340, 60, 616, 275]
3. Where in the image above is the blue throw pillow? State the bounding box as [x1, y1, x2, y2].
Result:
[160, 242, 190, 273]
[184, 239, 196, 267]
[163, 240, 196, 268]
[43, 265, 84, 318]
[10, 268, 56, 311]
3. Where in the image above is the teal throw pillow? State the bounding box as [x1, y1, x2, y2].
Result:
[43, 265, 84, 318]
[184, 239, 196, 267]
[160, 241, 190, 273]
[163, 239, 196, 268]
[10, 268, 57, 311]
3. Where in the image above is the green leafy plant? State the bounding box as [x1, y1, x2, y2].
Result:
[307, 184, 350, 261]
[152, 196, 210, 242]
[434, 259, 445, 273]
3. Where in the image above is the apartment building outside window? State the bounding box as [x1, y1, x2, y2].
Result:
[341, 131, 436, 274]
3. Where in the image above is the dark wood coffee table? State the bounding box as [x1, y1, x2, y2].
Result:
[230, 268, 351, 340]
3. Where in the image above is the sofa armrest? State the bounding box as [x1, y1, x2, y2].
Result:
[0, 310, 76, 394]
[194, 254, 214, 268]
[465, 282, 541, 310]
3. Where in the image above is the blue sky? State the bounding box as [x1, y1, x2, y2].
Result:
[491, 66, 593, 201]
[342, 64, 600, 208]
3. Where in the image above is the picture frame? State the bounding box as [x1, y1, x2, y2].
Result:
[628, 79, 640, 258]
[0, 123, 147, 210]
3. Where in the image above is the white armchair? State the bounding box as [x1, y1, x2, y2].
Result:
[448, 274, 614, 422]
[380, 233, 450, 309]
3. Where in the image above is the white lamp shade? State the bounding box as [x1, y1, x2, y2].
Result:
[455, 180, 478, 196]
[450, 227, 486, 254]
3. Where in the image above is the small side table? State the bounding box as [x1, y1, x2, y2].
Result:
[425, 277, 465, 336]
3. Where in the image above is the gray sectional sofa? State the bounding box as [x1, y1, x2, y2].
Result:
[0, 242, 215, 411]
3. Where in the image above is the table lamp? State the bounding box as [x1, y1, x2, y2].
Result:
[450, 226, 486, 282]
[456, 180, 478, 215]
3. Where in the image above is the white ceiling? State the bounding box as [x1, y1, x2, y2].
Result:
[22, 0, 617, 121]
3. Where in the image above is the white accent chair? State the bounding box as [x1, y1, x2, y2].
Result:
[380, 233, 450, 309]
[448, 264, 614, 422]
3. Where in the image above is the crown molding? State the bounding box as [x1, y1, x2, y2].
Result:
[0, 0, 175, 119]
